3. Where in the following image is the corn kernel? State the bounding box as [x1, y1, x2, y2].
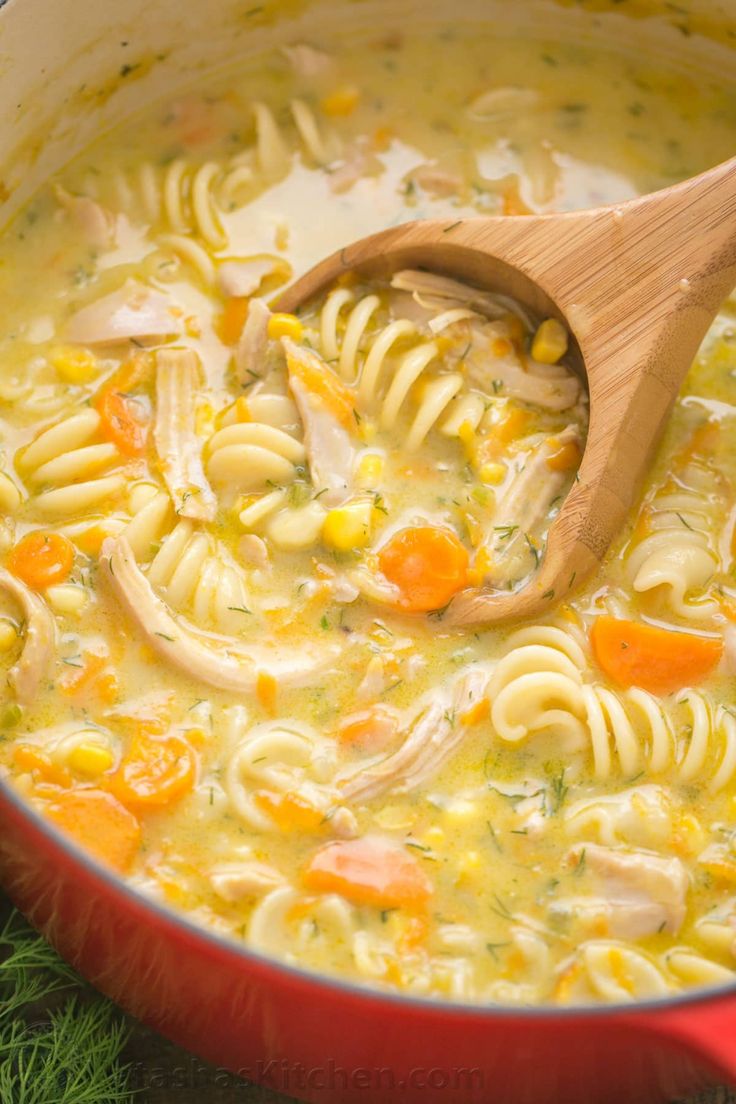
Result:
[479, 462, 505, 485]
[321, 85, 360, 116]
[195, 401, 215, 437]
[0, 619, 17, 651]
[267, 313, 303, 342]
[423, 826, 445, 848]
[457, 420, 477, 461]
[68, 742, 114, 776]
[322, 500, 373, 551]
[50, 345, 100, 384]
[356, 453, 384, 488]
[457, 850, 483, 880]
[531, 318, 568, 364]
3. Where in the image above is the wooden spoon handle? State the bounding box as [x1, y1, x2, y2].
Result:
[446, 157, 736, 624]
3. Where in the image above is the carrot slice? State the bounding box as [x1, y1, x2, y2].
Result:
[303, 836, 433, 909]
[94, 388, 147, 456]
[590, 616, 723, 695]
[217, 297, 250, 345]
[337, 705, 399, 751]
[7, 530, 74, 590]
[255, 790, 324, 832]
[107, 731, 197, 808]
[43, 789, 141, 873]
[378, 526, 469, 612]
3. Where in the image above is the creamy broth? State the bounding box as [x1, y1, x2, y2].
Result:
[1, 21, 736, 1006]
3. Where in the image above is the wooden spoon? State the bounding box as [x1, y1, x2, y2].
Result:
[279, 157, 736, 626]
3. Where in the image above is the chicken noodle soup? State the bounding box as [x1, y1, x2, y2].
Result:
[1, 20, 736, 1006]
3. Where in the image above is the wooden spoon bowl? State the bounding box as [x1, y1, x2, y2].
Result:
[279, 157, 736, 626]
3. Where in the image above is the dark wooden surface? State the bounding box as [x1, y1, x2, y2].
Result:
[1, 888, 734, 1103]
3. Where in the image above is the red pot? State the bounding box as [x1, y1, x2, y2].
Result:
[1, 1, 735, 1099]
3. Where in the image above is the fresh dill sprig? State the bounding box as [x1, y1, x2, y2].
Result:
[0, 910, 133, 1103]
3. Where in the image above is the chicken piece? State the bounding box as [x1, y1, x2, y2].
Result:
[0, 567, 56, 703]
[66, 280, 182, 345]
[338, 666, 489, 802]
[566, 843, 688, 939]
[209, 860, 284, 902]
[218, 258, 280, 299]
[154, 348, 217, 522]
[281, 43, 333, 77]
[236, 298, 271, 385]
[482, 425, 581, 586]
[55, 186, 115, 248]
[404, 162, 463, 198]
[329, 139, 384, 194]
[101, 536, 340, 692]
[283, 339, 356, 505]
[391, 270, 529, 323]
[464, 326, 580, 411]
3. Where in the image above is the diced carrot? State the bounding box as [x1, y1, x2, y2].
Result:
[545, 438, 582, 472]
[94, 388, 147, 456]
[460, 697, 490, 727]
[337, 705, 399, 751]
[107, 731, 197, 808]
[7, 530, 74, 590]
[303, 836, 433, 910]
[590, 616, 723, 695]
[397, 914, 429, 953]
[285, 346, 355, 428]
[14, 744, 72, 787]
[378, 526, 469, 613]
[255, 790, 324, 832]
[502, 181, 532, 216]
[217, 297, 250, 345]
[677, 421, 719, 464]
[256, 671, 278, 716]
[60, 651, 108, 697]
[43, 788, 141, 873]
[492, 337, 513, 357]
[699, 858, 736, 884]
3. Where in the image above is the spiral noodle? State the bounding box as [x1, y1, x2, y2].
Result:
[117, 484, 250, 633]
[489, 625, 736, 791]
[100, 100, 337, 255]
[205, 421, 306, 493]
[315, 289, 485, 451]
[249, 885, 356, 962]
[15, 408, 127, 516]
[225, 719, 337, 831]
[625, 459, 725, 619]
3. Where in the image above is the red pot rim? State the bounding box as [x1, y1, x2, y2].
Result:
[3, 772, 736, 1022]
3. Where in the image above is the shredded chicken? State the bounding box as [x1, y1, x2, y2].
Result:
[283, 339, 355, 505]
[0, 567, 56, 703]
[101, 536, 339, 691]
[329, 139, 384, 194]
[55, 186, 115, 249]
[66, 280, 182, 345]
[391, 270, 531, 325]
[281, 43, 333, 76]
[236, 298, 271, 385]
[154, 348, 217, 522]
[483, 425, 581, 585]
[405, 162, 463, 198]
[218, 258, 279, 299]
[238, 534, 270, 572]
[567, 843, 688, 939]
[464, 327, 581, 411]
[209, 860, 284, 902]
[338, 666, 489, 802]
